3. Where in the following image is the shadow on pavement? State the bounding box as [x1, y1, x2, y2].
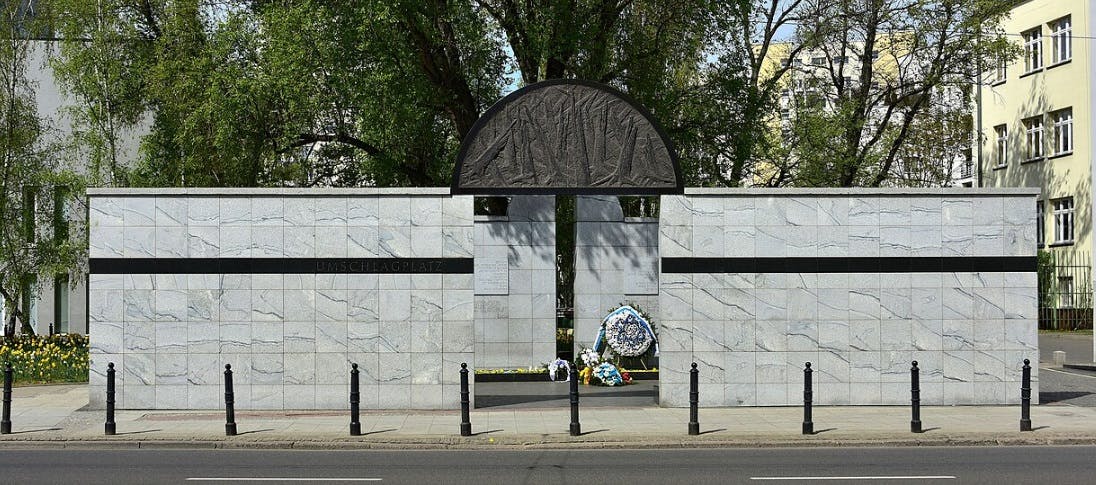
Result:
[1040, 391, 1094, 404]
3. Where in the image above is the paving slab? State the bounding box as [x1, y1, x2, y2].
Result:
[4, 382, 1096, 449]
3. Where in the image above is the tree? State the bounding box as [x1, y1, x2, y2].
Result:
[0, 1, 84, 336]
[47, 0, 746, 189]
[778, 0, 1015, 187]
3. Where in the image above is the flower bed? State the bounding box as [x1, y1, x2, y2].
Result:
[0, 334, 89, 384]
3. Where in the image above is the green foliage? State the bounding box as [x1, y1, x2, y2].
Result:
[0, 2, 86, 335]
[0, 333, 89, 384]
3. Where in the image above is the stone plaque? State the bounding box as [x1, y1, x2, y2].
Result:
[624, 266, 658, 295]
[475, 257, 509, 295]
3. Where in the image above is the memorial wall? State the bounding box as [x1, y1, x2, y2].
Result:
[85, 186, 1040, 410]
[656, 188, 1040, 407]
[87, 188, 474, 410]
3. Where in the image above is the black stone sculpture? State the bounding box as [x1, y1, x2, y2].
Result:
[452, 79, 682, 195]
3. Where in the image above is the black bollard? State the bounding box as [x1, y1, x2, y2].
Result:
[224, 364, 237, 436]
[1020, 358, 1032, 432]
[910, 360, 922, 433]
[105, 362, 117, 435]
[688, 362, 700, 435]
[802, 362, 813, 435]
[1, 362, 12, 434]
[350, 363, 361, 436]
[569, 366, 581, 436]
[459, 363, 472, 436]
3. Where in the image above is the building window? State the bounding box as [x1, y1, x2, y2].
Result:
[811, 57, 825, 66]
[994, 124, 1008, 166]
[1052, 108, 1073, 155]
[1058, 276, 1075, 308]
[994, 57, 1007, 82]
[871, 50, 880, 60]
[53, 276, 68, 334]
[1024, 27, 1042, 72]
[1036, 200, 1045, 248]
[1051, 16, 1071, 64]
[1024, 116, 1044, 160]
[1052, 197, 1074, 244]
[780, 57, 790, 67]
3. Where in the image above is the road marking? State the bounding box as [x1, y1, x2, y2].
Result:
[750, 476, 955, 481]
[186, 479, 381, 482]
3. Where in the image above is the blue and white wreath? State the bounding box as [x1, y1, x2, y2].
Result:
[593, 362, 624, 386]
[548, 358, 572, 381]
[594, 305, 658, 357]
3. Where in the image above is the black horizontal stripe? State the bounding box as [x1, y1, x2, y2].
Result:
[661, 256, 1036, 274]
[89, 258, 474, 274]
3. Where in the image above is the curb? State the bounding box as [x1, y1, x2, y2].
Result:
[3, 434, 1096, 451]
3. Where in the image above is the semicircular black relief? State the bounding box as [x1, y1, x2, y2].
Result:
[452, 79, 682, 195]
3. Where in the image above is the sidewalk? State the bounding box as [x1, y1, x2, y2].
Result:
[3, 383, 1096, 450]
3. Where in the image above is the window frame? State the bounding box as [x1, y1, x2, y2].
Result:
[1052, 197, 1075, 245]
[1051, 16, 1072, 64]
[1024, 27, 1043, 73]
[1036, 200, 1045, 248]
[1024, 116, 1045, 161]
[994, 124, 1008, 167]
[1052, 108, 1073, 155]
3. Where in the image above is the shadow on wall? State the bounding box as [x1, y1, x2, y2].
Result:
[985, 69, 1090, 255]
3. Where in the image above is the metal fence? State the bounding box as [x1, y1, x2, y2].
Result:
[1037, 250, 1093, 330]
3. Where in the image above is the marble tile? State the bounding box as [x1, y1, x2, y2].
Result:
[123, 197, 156, 226]
[378, 197, 411, 227]
[315, 322, 348, 353]
[284, 322, 316, 353]
[155, 353, 188, 385]
[348, 198, 380, 225]
[347, 226, 380, 257]
[187, 226, 219, 258]
[219, 322, 251, 353]
[89, 224, 124, 257]
[90, 197, 125, 227]
[187, 322, 219, 353]
[187, 198, 219, 226]
[379, 321, 411, 353]
[218, 226, 251, 257]
[251, 289, 283, 322]
[219, 198, 251, 226]
[251, 197, 284, 226]
[315, 226, 349, 257]
[316, 289, 349, 322]
[410, 226, 445, 257]
[284, 226, 316, 258]
[378, 226, 411, 257]
[251, 354, 284, 385]
[123, 227, 156, 257]
[251, 226, 284, 257]
[284, 353, 317, 385]
[186, 352, 220, 387]
[251, 322, 284, 353]
[379, 354, 412, 384]
[941, 198, 973, 226]
[280, 197, 312, 225]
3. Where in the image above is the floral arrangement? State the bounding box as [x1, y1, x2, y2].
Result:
[574, 347, 633, 386]
[0, 333, 89, 384]
[547, 358, 571, 381]
[594, 305, 658, 357]
[593, 362, 624, 386]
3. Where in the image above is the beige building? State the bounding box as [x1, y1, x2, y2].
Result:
[978, 0, 1092, 328]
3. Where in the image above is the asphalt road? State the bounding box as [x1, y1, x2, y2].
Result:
[2, 447, 1095, 485]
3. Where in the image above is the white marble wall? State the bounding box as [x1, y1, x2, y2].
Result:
[574, 196, 659, 353]
[87, 189, 474, 410]
[473, 196, 557, 369]
[658, 189, 1040, 407]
